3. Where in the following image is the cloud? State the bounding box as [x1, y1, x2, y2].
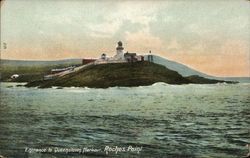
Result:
[219, 40, 249, 56]
[86, 1, 160, 38]
[1, 0, 249, 77]
[87, 20, 123, 38]
[124, 27, 163, 53]
[167, 39, 181, 50]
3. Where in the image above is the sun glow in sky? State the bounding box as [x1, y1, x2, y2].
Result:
[1, 0, 249, 77]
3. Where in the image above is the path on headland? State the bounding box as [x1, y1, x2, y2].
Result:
[43, 60, 127, 80]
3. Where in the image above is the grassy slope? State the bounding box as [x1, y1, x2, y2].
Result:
[26, 61, 191, 88]
[0, 63, 81, 82]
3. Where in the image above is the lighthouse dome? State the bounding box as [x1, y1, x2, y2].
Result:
[118, 41, 123, 46]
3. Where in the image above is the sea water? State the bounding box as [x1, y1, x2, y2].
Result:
[0, 82, 249, 158]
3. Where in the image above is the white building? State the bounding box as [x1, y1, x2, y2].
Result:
[96, 41, 148, 63]
[11, 74, 19, 79]
[113, 41, 125, 60]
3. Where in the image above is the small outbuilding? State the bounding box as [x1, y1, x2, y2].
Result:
[82, 58, 96, 65]
[101, 53, 107, 60]
[11, 74, 19, 79]
[124, 52, 137, 62]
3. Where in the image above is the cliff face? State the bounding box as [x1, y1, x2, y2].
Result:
[26, 61, 191, 88]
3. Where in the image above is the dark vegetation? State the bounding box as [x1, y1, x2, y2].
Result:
[25, 61, 234, 88]
[0, 63, 80, 82]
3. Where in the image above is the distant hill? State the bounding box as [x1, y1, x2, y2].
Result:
[0, 59, 83, 66]
[145, 55, 250, 83]
[0, 59, 83, 82]
[26, 62, 234, 88]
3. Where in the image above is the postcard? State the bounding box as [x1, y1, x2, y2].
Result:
[0, 0, 249, 158]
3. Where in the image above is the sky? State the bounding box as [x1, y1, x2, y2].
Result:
[1, 0, 250, 77]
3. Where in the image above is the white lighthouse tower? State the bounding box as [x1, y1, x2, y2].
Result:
[114, 41, 125, 60]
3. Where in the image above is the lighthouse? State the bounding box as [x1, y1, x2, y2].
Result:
[114, 41, 124, 60]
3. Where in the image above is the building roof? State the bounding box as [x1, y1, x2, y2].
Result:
[124, 52, 136, 56]
[118, 41, 123, 46]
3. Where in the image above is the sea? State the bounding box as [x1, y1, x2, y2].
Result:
[0, 82, 249, 158]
